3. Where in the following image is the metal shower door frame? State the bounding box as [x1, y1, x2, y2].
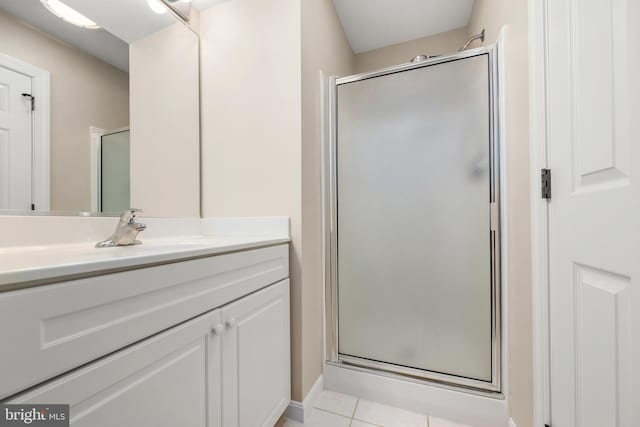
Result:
[323, 46, 502, 395]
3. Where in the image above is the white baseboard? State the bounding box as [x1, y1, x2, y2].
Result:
[284, 400, 304, 423]
[508, 418, 517, 427]
[285, 374, 324, 423]
[324, 364, 508, 427]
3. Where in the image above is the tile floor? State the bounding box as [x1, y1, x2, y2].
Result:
[276, 391, 474, 427]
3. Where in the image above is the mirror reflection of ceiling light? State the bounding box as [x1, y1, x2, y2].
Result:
[40, 0, 100, 29]
[147, 0, 168, 14]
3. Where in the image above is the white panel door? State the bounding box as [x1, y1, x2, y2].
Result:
[221, 280, 291, 427]
[546, 0, 639, 426]
[0, 65, 32, 210]
[11, 308, 223, 427]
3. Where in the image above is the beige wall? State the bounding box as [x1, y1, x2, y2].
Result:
[198, 0, 304, 398]
[0, 9, 129, 212]
[130, 23, 200, 217]
[467, 1, 533, 426]
[199, 0, 353, 402]
[354, 27, 468, 73]
[301, 0, 354, 400]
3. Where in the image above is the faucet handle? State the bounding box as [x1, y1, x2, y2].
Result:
[119, 209, 143, 224]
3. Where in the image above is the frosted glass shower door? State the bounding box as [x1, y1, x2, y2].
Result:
[336, 54, 496, 384]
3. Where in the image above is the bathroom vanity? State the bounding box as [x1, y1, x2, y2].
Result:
[0, 236, 290, 427]
[0, 0, 293, 423]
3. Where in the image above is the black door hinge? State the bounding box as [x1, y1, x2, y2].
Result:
[541, 169, 551, 199]
[31, 203, 35, 211]
[22, 93, 35, 111]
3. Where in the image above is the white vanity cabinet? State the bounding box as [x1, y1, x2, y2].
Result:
[2, 244, 291, 427]
[221, 279, 291, 427]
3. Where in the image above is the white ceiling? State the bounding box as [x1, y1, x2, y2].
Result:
[333, 0, 475, 54]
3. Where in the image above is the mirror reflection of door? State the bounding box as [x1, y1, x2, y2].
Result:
[0, 64, 33, 211]
[99, 129, 130, 214]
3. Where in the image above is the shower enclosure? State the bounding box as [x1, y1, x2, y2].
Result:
[324, 47, 501, 393]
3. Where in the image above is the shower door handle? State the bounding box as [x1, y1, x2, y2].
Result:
[490, 202, 499, 231]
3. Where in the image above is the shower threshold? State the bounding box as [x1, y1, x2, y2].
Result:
[331, 354, 503, 397]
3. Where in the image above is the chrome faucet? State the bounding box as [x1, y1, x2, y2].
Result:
[96, 209, 147, 248]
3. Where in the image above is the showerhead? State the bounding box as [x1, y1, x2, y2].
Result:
[459, 29, 486, 52]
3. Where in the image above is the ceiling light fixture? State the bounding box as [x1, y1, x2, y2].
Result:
[40, 0, 100, 29]
[147, 0, 168, 14]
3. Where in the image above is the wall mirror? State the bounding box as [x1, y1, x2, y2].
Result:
[0, 0, 201, 217]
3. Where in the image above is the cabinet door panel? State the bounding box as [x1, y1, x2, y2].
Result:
[10, 309, 222, 427]
[222, 280, 290, 427]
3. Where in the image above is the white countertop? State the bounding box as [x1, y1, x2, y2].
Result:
[0, 216, 291, 292]
[0, 235, 289, 291]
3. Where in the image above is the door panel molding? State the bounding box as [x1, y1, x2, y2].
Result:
[568, 0, 630, 194]
[573, 264, 631, 427]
